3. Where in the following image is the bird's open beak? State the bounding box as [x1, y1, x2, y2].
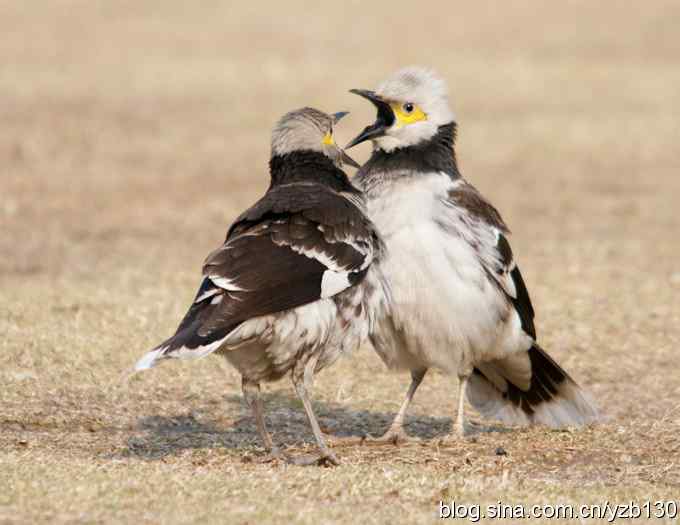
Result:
[345, 89, 395, 149]
[329, 111, 360, 168]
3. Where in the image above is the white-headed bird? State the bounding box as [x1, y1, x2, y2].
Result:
[346, 67, 598, 443]
[135, 108, 382, 465]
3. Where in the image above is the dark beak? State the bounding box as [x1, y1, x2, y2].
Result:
[340, 150, 360, 169]
[329, 111, 360, 168]
[331, 111, 350, 124]
[345, 89, 395, 149]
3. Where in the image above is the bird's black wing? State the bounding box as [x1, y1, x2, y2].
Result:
[147, 183, 377, 360]
[446, 180, 535, 338]
[446, 182, 596, 426]
[492, 233, 536, 339]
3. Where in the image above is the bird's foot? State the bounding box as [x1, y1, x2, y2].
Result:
[288, 449, 340, 467]
[254, 446, 291, 464]
[360, 429, 419, 446]
[437, 427, 466, 447]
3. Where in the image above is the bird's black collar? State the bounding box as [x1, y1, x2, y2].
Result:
[360, 123, 460, 179]
[269, 150, 360, 193]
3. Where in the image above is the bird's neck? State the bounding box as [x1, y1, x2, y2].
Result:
[362, 123, 460, 179]
[269, 150, 359, 193]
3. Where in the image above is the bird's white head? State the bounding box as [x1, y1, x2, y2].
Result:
[270, 107, 359, 168]
[346, 67, 455, 152]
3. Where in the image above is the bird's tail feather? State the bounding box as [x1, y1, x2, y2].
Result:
[134, 346, 167, 371]
[134, 296, 236, 372]
[134, 328, 232, 372]
[467, 344, 599, 428]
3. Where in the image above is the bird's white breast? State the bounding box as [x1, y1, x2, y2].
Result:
[363, 172, 517, 374]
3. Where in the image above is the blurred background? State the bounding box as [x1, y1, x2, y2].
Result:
[3, 1, 679, 282]
[2, 1, 679, 522]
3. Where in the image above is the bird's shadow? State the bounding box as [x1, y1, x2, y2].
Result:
[114, 393, 511, 461]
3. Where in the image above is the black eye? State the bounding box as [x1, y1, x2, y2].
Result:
[403, 103, 414, 113]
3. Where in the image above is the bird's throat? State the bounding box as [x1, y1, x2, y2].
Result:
[365, 123, 460, 179]
[269, 150, 360, 193]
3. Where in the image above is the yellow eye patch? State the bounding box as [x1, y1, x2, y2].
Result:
[322, 131, 334, 146]
[390, 102, 427, 127]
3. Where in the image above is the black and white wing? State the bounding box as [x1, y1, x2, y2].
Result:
[448, 181, 598, 427]
[135, 183, 378, 370]
[445, 180, 535, 338]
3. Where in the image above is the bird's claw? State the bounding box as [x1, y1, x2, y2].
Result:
[436, 430, 466, 447]
[360, 430, 415, 446]
[254, 447, 292, 464]
[288, 450, 340, 467]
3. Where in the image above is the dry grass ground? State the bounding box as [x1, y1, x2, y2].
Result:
[2, 1, 680, 523]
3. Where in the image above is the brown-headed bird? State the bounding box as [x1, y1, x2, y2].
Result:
[135, 108, 382, 465]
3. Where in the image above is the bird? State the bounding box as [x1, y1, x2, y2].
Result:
[134, 107, 383, 466]
[345, 67, 598, 443]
